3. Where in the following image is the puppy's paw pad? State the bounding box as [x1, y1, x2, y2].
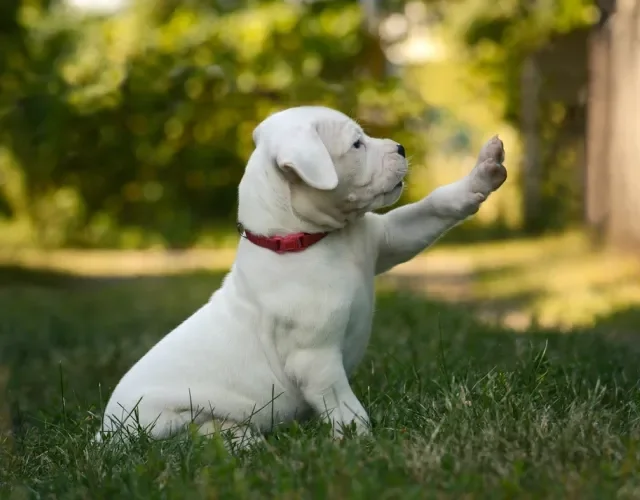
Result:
[476, 159, 507, 192]
[477, 135, 505, 165]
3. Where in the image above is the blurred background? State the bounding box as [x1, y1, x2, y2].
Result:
[0, 0, 638, 328]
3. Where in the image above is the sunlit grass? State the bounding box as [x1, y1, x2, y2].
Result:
[461, 232, 640, 329]
[382, 231, 640, 329]
[2, 230, 639, 330]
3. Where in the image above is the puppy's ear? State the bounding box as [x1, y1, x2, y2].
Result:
[273, 125, 338, 191]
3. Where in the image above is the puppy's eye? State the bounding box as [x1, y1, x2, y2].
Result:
[352, 139, 363, 149]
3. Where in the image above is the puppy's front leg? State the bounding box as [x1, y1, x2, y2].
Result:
[285, 347, 370, 437]
[375, 136, 507, 274]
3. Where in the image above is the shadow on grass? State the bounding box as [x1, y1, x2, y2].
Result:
[0, 265, 90, 288]
[0, 264, 224, 288]
[437, 218, 525, 245]
[590, 306, 640, 348]
[379, 263, 544, 329]
[372, 288, 640, 374]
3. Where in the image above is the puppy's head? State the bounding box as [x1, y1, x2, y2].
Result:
[250, 106, 408, 229]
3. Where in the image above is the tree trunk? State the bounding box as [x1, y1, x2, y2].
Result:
[521, 55, 543, 232]
[585, 18, 612, 245]
[607, 0, 640, 249]
[586, 0, 640, 250]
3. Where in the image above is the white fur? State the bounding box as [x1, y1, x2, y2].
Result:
[98, 106, 507, 445]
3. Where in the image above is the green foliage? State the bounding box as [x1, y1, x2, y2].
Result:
[2, 270, 640, 496]
[0, 0, 601, 246]
[0, 0, 427, 248]
[439, 0, 595, 232]
[447, 0, 595, 122]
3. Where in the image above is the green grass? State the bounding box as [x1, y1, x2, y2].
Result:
[2, 269, 640, 498]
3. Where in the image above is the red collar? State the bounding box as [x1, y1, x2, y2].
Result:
[239, 224, 329, 254]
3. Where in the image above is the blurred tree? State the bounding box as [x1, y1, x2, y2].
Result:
[585, 0, 614, 244]
[2, 0, 604, 248]
[0, 0, 427, 248]
[443, 0, 594, 233]
[586, 0, 640, 250]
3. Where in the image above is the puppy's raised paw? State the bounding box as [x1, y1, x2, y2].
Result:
[470, 135, 507, 195]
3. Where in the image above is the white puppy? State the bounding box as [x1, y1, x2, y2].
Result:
[98, 106, 506, 445]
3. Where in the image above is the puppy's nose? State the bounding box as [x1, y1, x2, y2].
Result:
[397, 144, 406, 157]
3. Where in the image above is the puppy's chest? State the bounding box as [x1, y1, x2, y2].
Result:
[341, 275, 375, 375]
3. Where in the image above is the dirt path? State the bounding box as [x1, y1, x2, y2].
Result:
[2, 237, 639, 331]
[0, 247, 475, 298]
